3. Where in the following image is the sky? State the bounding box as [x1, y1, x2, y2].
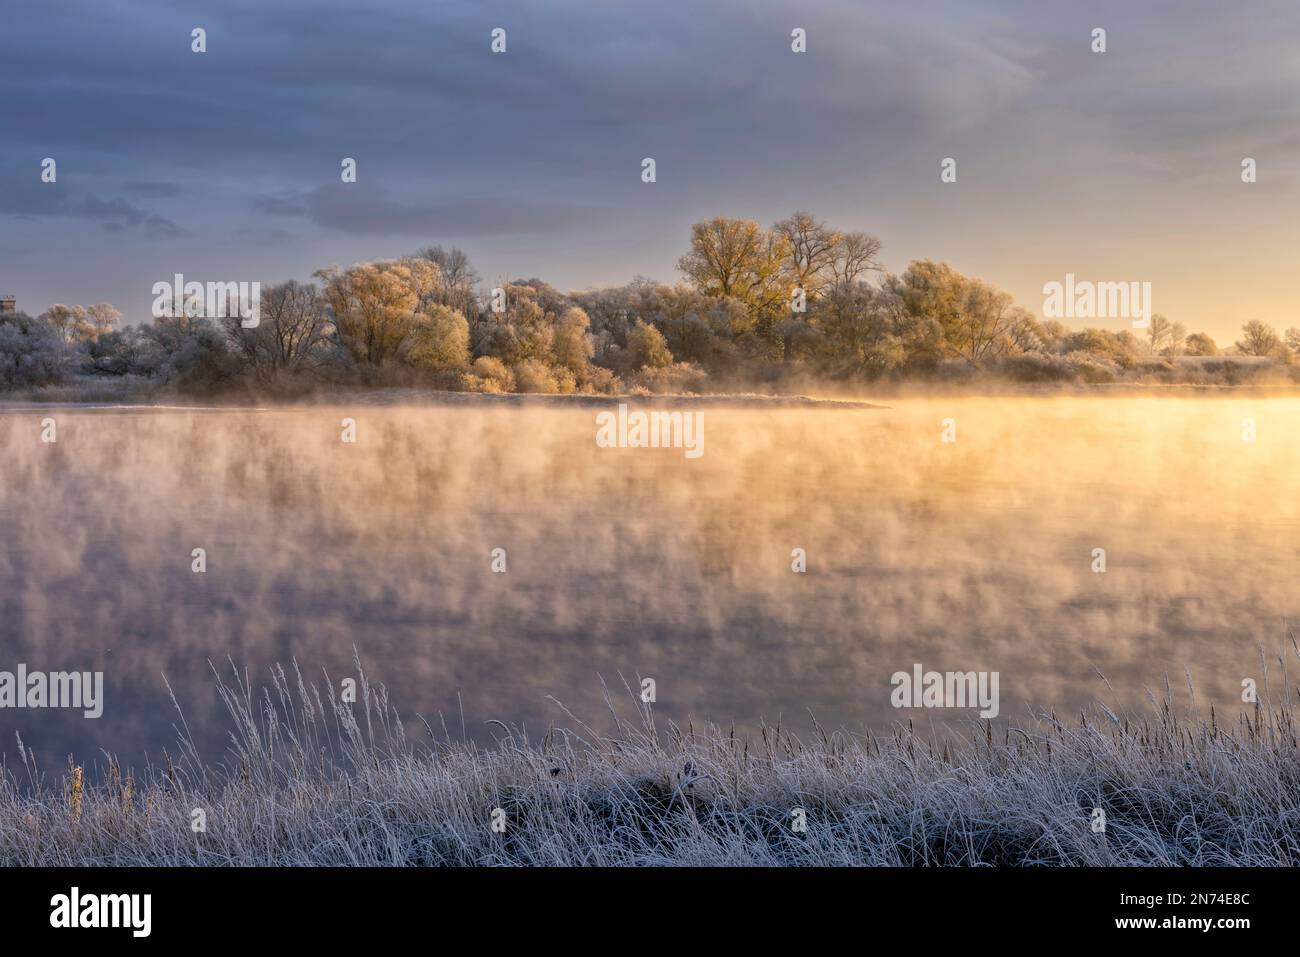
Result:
[2, 0, 1299, 341]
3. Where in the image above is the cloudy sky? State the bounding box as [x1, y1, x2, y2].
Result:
[2, 0, 1298, 339]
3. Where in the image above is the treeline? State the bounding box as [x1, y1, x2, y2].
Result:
[5, 213, 1300, 396]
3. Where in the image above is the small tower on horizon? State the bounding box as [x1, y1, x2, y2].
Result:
[0, 294, 16, 315]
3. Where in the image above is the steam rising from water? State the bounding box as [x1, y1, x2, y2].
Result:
[1, 397, 1295, 763]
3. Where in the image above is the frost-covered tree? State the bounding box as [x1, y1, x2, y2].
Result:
[772, 211, 840, 299]
[551, 307, 594, 374]
[402, 304, 470, 373]
[413, 245, 480, 318]
[316, 259, 442, 367]
[678, 217, 790, 341]
[224, 281, 332, 383]
[625, 319, 673, 370]
[1235, 320, 1281, 357]
[0, 310, 66, 388]
[140, 315, 240, 390]
[1184, 332, 1218, 356]
[38, 302, 119, 345]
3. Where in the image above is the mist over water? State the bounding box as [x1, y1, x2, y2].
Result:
[1, 397, 1296, 766]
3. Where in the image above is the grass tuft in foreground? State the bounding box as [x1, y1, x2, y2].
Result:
[3, 655, 1299, 866]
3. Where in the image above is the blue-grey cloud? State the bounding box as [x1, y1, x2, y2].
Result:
[254, 185, 604, 237]
[0, 175, 187, 237]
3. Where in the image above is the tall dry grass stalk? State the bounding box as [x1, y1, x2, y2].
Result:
[68, 765, 83, 827]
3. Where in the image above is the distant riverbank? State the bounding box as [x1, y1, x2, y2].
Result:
[6, 378, 1300, 410]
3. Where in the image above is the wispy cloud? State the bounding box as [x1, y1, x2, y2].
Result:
[0, 176, 187, 237]
[254, 184, 603, 237]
